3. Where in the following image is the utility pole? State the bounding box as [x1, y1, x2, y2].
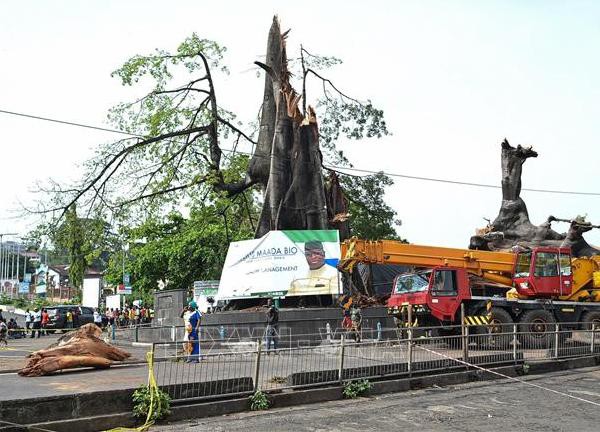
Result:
[16, 243, 20, 282]
[0, 233, 17, 287]
[11, 242, 16, 279]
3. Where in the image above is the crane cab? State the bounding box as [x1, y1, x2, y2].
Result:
[388, 267, 471, 326]
[513, 247, 573, 298]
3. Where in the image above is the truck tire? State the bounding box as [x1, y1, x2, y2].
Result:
[518, 309, 556, 349]
[472, 307, 513, 350]
[581, 311, 600, 330]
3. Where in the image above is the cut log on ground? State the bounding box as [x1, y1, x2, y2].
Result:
[19, 323, 131, 377]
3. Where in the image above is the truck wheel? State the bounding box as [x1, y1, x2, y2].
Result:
[518, 310, 556, 349]
[581, 311, 600, 330]
[472, 308, 513, 350]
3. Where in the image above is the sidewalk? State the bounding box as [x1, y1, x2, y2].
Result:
[0, 363, 149, 401]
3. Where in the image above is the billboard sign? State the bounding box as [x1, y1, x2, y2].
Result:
[35, 264, 47, 294]
[117, 283, 132, 295]
[219, 230, 340, 299]
[193, 280, 219, 298]
[19, 281, 30, 294]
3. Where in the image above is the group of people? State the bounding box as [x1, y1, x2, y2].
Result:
[24, 308, 51, 338]
[262, 300, 363, 351]
[104, 306, 153, 328]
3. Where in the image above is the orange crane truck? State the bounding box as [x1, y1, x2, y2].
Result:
[339, 239, 600, 347]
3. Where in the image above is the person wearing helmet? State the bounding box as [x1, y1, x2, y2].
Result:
[187, 301, 202, 363]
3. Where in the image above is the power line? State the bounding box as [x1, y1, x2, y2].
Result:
[1, 107, 599, 197]
[0, 109, 139, 137]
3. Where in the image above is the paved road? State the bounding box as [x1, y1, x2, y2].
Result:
[153, 367, 600, 432]
[0, 334, 151, 400]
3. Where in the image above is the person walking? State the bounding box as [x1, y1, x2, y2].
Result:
[0, 318, 8, 347]
[265, 299, 279, 354]
[73, 308, 80, 328]
[24, 309, 32, 335]
[93, 309, 103, 328]
[41, 308, 49, 336]
[180, 305, 192, 356]
[106, 308, 113, 326]
[128, 308, 136, 327]
[66, 309, 74, 329]
[30, 308, 42, 338]
[7, 318, 18, 339]
[186, 301, 202, 363]
[350, 305, 363, 343]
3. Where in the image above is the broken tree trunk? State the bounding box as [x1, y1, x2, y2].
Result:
[253, 18, 334, 237]
[19, 324, 131, 377]
[470, 139, 599, 257]
[325, 171, 351, 241]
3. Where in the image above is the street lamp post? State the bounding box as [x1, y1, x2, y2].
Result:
[0, 233, 17, 293]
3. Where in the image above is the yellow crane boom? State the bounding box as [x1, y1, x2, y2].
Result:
[340, 239, 516, 286]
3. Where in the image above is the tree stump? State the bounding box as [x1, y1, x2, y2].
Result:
[470, 139, 598, 257]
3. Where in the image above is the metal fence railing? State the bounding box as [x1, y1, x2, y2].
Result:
[149, 321, 600, 402]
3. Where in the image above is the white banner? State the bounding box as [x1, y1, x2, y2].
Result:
[106, 294, 121, 310]
[82, 277, 101, 308]
[219, 230, 340, 299]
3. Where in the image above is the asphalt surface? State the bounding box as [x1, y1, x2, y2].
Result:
[153, 367, 600, 432]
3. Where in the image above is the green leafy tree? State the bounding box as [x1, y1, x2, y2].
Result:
[31, 206, 119, 287]
[39, 20, 397, 238]
[60, 205, 85, 288]
[37, 20, 401, 304]
[341, 173, 403, 240]
[104, 192, 257, 300]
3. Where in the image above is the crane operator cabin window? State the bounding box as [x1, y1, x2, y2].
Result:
[432, 270, 458, 296]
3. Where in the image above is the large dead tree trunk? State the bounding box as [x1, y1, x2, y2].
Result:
[252, 18, 339, 237]
[470, 139, 598, 257]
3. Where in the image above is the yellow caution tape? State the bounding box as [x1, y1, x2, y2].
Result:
[105, 349, 159, 432]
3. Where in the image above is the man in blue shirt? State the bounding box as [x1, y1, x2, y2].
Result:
[187, 301, 202, 363]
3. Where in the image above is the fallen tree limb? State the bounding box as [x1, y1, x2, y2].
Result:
[19, 323, 131, 377]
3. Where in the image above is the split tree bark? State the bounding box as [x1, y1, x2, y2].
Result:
[249, 17, 349, 239]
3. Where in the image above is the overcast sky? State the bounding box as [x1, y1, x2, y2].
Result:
[1, 0, 599, 248]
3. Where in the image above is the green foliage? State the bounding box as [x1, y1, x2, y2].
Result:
[341, 172, 404, 241]
[63, 205, 85, 288]
[301, 62, 398, 240]
[33, 208, 117, 278]
[342, 379, 372, 399]
[0, 296, 80, 309]
[104, 193, 256, 297]
[132, 384, 171, 421]
[112, 34, 227, 89]
[249, 390, 270, 411]
[10, 297, 28, 309]
[320, 99, 388, 144]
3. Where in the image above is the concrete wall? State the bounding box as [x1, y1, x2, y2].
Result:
[153, 289, 187, 326]
[131, 306, 397, 346]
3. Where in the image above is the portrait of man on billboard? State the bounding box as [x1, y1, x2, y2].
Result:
[288, 240, 338, 295]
